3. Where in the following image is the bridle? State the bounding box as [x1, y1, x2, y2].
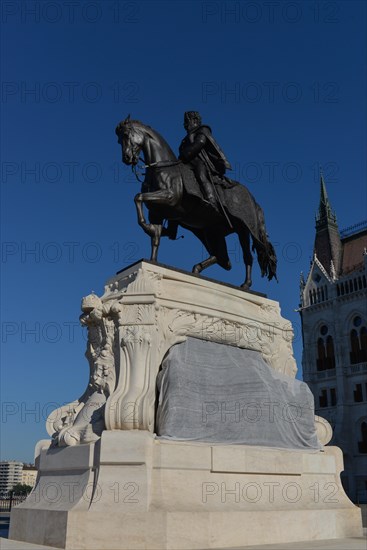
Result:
[132, 157, 181, 183]
[123, 125, 180, 183]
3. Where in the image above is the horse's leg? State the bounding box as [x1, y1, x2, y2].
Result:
[141, 189, 179, 207]
[135, 191, 173, 262]
[134, 188, 179, 237]
[150, 224, 162, 262]
[134, 193, 151, 234]
[192, 255, 218, 274]
[192, 231, 231, 274]
[238, 227, 253, 289]
[134, 193, 163, 240]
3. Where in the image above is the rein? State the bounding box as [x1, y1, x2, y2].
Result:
[132, 163, 145, 183]
[131, 157, 181, 183]
[144, 159, 181, 169]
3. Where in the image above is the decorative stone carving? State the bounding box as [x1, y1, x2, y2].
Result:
[47, 261, 300, 442]
[47, 293, 118, 446]
[315, 414, 333, 445]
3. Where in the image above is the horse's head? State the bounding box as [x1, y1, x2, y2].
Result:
[115, 115, 144, 166]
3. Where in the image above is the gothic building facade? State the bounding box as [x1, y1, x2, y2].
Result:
[299, 176, 367, 503]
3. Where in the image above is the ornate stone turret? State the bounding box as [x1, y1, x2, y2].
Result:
[314, 172, 342, 277]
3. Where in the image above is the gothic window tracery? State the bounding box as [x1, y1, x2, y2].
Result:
[316, 326, 335, 371]
[350, 316, 367, 364]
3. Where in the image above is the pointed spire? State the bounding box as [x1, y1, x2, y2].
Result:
[320, 169, 328, 206]
[316, 169, 337, 228]
[313, 171, 342, 277]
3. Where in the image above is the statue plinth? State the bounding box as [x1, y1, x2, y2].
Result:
[46, 260, 298, 444]
[9, 261, 363, 549]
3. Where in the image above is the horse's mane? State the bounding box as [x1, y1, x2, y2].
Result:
[116, 118, 156, 139]
[116, 118, 176, 160]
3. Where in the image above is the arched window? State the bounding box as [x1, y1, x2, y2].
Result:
[350, 318, 367, 364]
[360, 327, 367, 361]
[354, 384, 363, 402]
[326, 335, 336, 369]
[350, 329, 360, 364]
[325, 286, 328, 300]
[317, 338, 326, 371]
[349, 280, 353, 293]
[354, 278, 358, 291]
[358, 422, 367, 454]
[309, 290, 312, 305]
[319, 389, 328, 407]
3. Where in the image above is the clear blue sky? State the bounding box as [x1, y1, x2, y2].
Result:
[1, 0, 366, 462]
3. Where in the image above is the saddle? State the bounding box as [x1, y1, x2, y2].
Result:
[178, 163, 237, 204]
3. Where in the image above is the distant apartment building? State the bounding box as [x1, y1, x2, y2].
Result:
[299, 176, 367, 502]
[22, 465, 37, 488]
[0, 461, 23, 495]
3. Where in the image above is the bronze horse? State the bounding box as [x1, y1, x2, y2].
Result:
[116, 117, 277, 289]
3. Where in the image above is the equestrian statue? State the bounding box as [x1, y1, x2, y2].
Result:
[115, 112, 277, 290]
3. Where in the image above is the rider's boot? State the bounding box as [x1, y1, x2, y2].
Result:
[201, 181, 218, 210]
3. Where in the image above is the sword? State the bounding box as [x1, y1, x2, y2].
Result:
[202, 152, 233, 230]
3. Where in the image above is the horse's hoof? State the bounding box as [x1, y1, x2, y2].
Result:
[240, 280, 252, 291]
[192, 263, 202, 274]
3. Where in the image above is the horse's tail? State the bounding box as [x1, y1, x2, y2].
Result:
[252, 203, 278, 282]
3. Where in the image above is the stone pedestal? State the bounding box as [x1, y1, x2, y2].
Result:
[47, 260, 299, 447]
[10, 432, 362, 549]
[9, 261, 363, 549]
